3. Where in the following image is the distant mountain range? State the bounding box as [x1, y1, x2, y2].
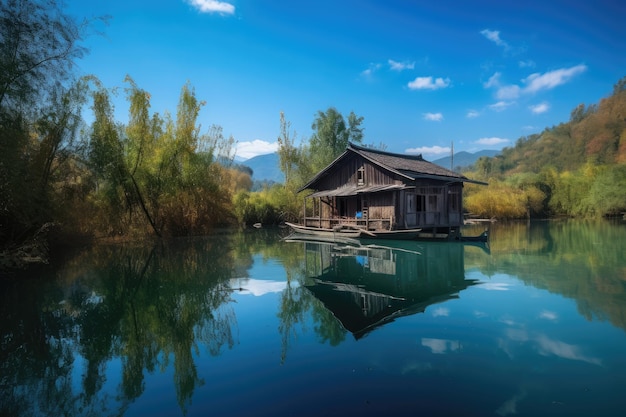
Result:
[240, 153, 284, 183]
[239, 150, 499, 183]
[431, 150, 500, 171]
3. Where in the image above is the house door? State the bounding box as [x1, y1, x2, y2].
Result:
[406, 193, 417, 227]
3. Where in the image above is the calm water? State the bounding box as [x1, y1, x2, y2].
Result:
[2, 220, 626, 417]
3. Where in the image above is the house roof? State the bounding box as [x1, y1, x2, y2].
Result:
[308, 184, 407, 198]
[352, 142, 466, 180]
[300, 142, 485, 192]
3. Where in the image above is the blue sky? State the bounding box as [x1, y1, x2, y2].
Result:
[66, 0, 626, 160]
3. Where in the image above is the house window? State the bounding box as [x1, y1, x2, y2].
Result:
[357, 166, 365, 186]
[428, 195, 438, 211]
[416, 195, 425, 212]
[448, 190, 459, 211]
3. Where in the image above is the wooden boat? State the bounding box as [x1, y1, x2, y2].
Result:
[285, 222, 488, 243]
[284, 222, 363, 238]
[363, 229, 424, 240]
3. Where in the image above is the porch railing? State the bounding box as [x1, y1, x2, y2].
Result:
[302, 216, 393, 231]
[302, 211, 459, 230]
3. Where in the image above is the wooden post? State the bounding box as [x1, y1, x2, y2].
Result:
[318, 197, 322, 228]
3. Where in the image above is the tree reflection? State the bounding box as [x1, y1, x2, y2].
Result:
[0, 235, 241, 416]
[473, 219, 626, 331]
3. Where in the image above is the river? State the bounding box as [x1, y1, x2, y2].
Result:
[1, 220, 626, 416]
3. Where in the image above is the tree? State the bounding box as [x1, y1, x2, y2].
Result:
[0, 0, 104, 253]
[0, 0, 90, 114]
[277, 111, 299, 186]
[309, 107, 364, 171]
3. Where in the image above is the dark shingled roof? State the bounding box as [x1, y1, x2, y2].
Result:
[300, 142, 485, 192]
[349, 143, 466, 180]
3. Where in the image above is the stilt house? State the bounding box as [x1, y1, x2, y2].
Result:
[298, 142, 486, 238]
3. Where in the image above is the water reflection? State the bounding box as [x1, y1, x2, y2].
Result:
[292, 239, 479, 339]
[0, 235, 246, 417]
[2, 221, 626, 417]
[479, 219, 626, 331]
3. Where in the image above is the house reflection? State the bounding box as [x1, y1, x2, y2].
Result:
[298, 238, 478, 339]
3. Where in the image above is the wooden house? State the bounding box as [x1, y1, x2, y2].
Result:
[297, 142, 486, 239]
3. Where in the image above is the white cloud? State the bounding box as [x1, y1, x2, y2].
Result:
[235, 140, 278, 160]
[476, 137, 510, 146]
[361, 62, 382, 78]
[405, 145, 451, 156]
[408, 76, 450, 90]
[485, 65, 587, 101]
[523, 65, 587, 94]
[423, 112, 443, 121]
[489, 101, 515, 112]
[529, 102, 550, 114]
[483, 72, 501, 89]
[187, 0, 235, 14]
[466, 110, 480, 118]
[496, 85, 522, 100]
[388, 59, 415, 71]
[519, 59, 536, 68]
[480, 29, 509, 50]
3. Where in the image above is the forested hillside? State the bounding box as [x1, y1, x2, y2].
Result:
[465, 78, 626, 219]
[477, 79, 626, 175]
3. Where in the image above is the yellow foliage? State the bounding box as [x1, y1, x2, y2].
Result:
[464, 181, 545, 219]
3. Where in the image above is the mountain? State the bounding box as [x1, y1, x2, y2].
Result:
[239, 149, 499, 183]
[241, 153, 284, 183]
[432, 150, 500, 170]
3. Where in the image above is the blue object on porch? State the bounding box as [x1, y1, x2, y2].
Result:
[356, 211, 362, 219]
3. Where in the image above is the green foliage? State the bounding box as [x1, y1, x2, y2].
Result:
[233, 184, 302, 226]
[0, 0, 94, 247]
[0, 0, 90, 113]
[309, 107, 364, 173]
[83, 78, 237, 237]
[464, 78, 626, 219]
[588, 165, 626, 215]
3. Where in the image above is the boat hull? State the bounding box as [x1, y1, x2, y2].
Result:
[284, 222, 488, 243]
[284, 222, 362, 238]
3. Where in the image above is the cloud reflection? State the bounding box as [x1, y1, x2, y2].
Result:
[431, 307, 450, 317]
[496, 389, 527, 416]
[500, 327, 602, 366]
[480, 282, 513, 291]
[534, 334, 602, 366]
[421, 338, 461, 354]
[229, 278, 292, 296]
[539, 310, 558, 321]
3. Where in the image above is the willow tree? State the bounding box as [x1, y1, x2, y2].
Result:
[87, 78, 235, 237]
[0, 0, 94, 246]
